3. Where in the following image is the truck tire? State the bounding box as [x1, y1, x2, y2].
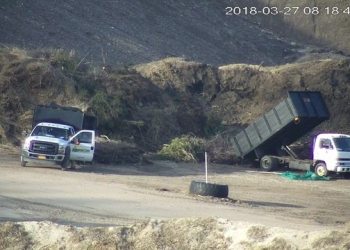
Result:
[20, 156, 27, 167]
[189, 181, 228, 198]
[260, 155, 279, 171]
[343, 173, 350, 179]
[61, 148, 71, 170]
[315, 162, 328, 177]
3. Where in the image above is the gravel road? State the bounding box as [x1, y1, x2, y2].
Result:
[1, 147, 349, 231]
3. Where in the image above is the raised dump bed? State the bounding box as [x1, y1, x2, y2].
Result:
[231, 91, 330, 160]
[33, 104, 97, 131]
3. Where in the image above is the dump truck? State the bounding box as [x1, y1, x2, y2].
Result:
[231, 91, 350, 177]
[21, 104, 97, 170]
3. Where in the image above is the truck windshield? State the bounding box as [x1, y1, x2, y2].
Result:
[31, 126, 69, 140]
[333, 137, 350, 152]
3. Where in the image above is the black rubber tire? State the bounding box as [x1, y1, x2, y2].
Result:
[314, 162, 328, 177]
[260, 155, 279, 171]
[61, 148, 71, 170]
[343, 173, 350, 179]
[70, 161, 76, 170]
[189, 181, 228, 198]
[20, 156, 27, 167]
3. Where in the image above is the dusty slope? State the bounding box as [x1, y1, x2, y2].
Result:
[136, 57, 350, 131]
[1, 48, 350, 153]
[0, 0, 299, 66]
[1, 219, 350, 250]
[251, 0, 350, 54]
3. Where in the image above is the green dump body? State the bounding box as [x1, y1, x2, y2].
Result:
[231, 91, 330, 159]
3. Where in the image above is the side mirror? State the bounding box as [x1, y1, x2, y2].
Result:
[22, 130, 29, 136]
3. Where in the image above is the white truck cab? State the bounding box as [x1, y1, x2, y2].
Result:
[21, 122, 95, 169]
[313, 134, 350, 176]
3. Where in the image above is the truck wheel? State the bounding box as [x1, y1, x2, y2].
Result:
[315, 162, 328, 177]
[20, 156, 27, 167]
[189, 181, 228, 198]
[260, 156, 279, 171]
[61, 148, 71, 170]
[343, 173, 350, 179]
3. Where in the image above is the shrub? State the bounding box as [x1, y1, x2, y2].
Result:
[91, 89, 126, 119]
[50, 49, 77, 74]
[158, 135, 205, 162]
[204, 112, 223, 137]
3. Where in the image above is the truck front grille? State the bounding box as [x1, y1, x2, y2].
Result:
[30, 141, 58, 155]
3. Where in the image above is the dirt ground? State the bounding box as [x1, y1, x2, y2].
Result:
[2, 146, 350, 249]
[1, 145, 350, 230]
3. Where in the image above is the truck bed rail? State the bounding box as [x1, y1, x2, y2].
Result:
[231, 91, 329, 159]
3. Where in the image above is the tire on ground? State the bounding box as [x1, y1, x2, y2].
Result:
[61, 148, 71, 170]
[189, 180, 228, 198]
[314, 162, 328, 177]
[260, 155, 279, 171]
[20, 156, 27, 167]
[343, 173, 350, 179]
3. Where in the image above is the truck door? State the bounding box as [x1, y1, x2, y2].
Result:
[314, 138, 336, 164]
[69, 130, 95, 162]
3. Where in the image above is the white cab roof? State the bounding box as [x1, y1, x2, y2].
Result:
[36, 122, 73, 130]
[318, 133, 350, 139]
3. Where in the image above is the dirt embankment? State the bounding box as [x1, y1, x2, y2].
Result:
[136, 57, 350, 132]
[1, 48, 350, 154]
[1, 219, 350, 250]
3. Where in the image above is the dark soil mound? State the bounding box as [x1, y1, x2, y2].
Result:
[0, 0, 299, 66]
[244, 0, 350, 55]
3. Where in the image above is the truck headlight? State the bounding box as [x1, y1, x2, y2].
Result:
[58, 145, 65, 154]
[23, 140, 30, 150]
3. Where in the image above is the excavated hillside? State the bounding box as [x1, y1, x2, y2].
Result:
[0, 0, 302, 66]
[1, 1, 350, 159]
[1, 0, 349, 67]
[1, 48, 350, 160]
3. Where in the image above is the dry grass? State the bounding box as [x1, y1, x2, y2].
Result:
[3, 220, 350, 250]
[246, 226, 269, 242]
[133, 218, 228, 250]
[4, 219, 227, 250]
[311, 230, 350, 250]
[261, 237, 293, 250]
[135, 57, 219, 102]
[0, 222, 32, 249]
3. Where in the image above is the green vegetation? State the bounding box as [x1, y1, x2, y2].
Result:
[158, 135, 205, 162]
[50, 49, 78, 75]
[89, 91, 125, 132]
[204, 112, 223, 136]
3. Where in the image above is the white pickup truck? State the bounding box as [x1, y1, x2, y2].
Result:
[20, 105, 96, 170]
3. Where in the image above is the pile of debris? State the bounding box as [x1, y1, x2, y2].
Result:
[94, 137, 143, 164]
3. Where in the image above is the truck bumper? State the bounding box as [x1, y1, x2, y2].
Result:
[21, 150, 65, 163]
[336, 167, 350, 173]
